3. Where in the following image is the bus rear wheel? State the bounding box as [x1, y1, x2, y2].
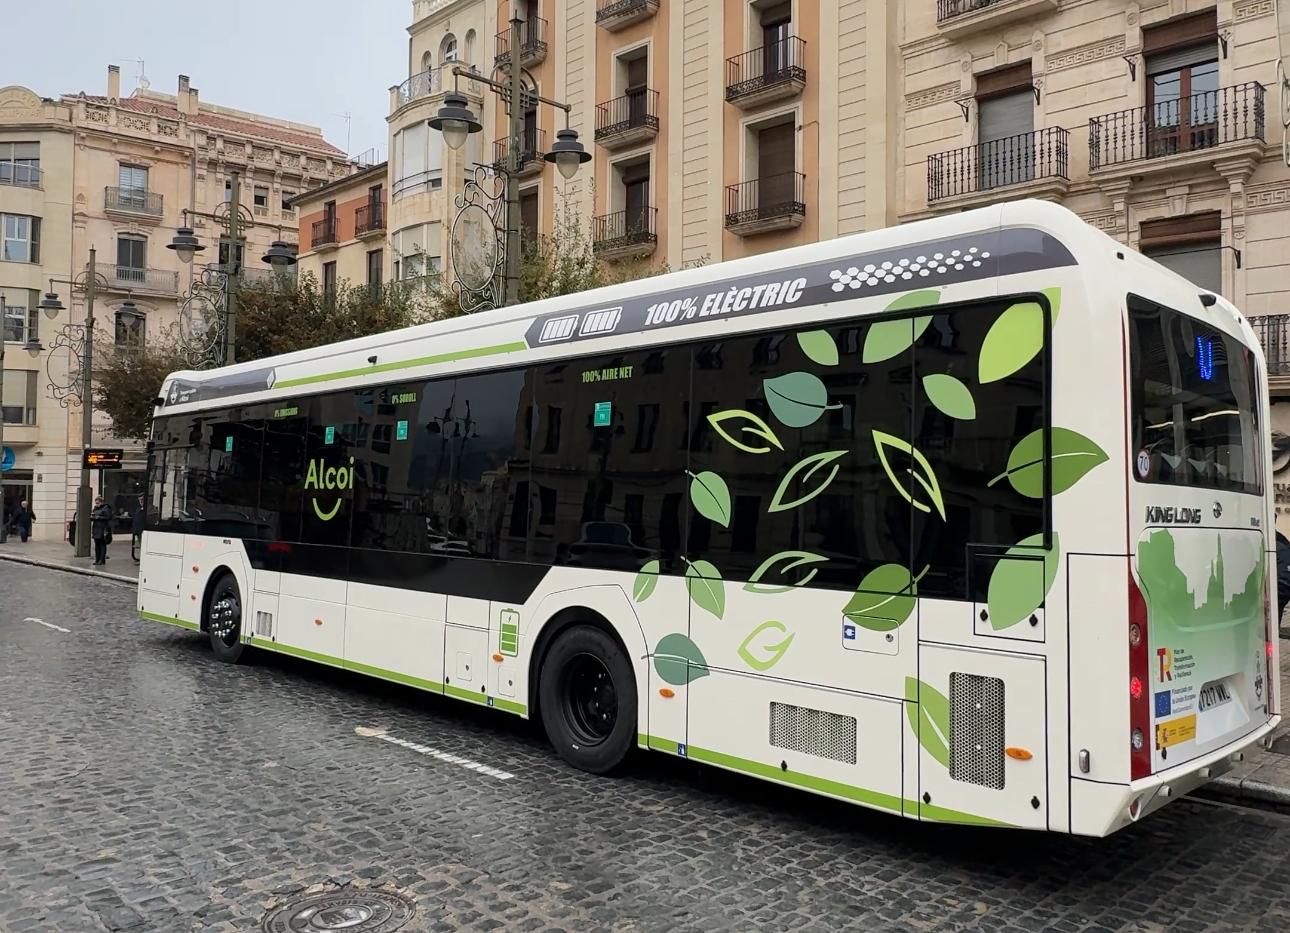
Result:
[539, 625, 636, 775]
[206, 574, 245, 664]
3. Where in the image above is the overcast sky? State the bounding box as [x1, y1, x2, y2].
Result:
[5, 0, 411, 160]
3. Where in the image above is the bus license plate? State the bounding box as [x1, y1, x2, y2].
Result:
[1199, 682, 1232, 712]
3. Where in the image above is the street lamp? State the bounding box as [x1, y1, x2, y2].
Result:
[0, 295, 43, 544]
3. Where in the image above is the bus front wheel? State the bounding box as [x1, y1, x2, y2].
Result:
[206, 573, 245, 664]
[539, 625, 636, 775]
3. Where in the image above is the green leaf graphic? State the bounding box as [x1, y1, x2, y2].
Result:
[738, 621, 796, 672]
[987, 533, 1061, 630]
[872, 431, 947, 520]
[687, 470, 732, 528]
[1041, 287, 1061, 323]
[632, 559, 660, 603]
[745, 551, 829, 593]
[707, 409, 784, 454]
[987, 427, 1109, 498]
[922, 373, 976, 420]
[797, 330, 839, 366]
[862, 290, 940, 363]
[763, 372, 837, 428]
[768, 450, 848, 513]
[843, 564, 917, 631]
[979, 300, 1045, 384]
[654, 633, 710, 686]
[904, 677, 951, 768]
[684, 559, 726, 619]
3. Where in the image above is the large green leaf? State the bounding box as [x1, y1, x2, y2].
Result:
[979, 300, 1046, 384]
[843, 564, 917, 631]
[872, 431, 947, 520]
[763, 372, 837, 428]
[987, 427, 1109, 498]
[862, 290, 940, 363]
[987, 533, 1061, 630]
[737, 620, 796, 672]
[744, 551, 829, 593]
[654, 633, 710, 686]
[922, 373, 976, 420]
[707, 409, 784, 454]
[904, 677, 950, 769]
[796, 330, 839, 366]
[688, 470, 732, 528]
[632, 559, 660, 603]
[768, 450, 848, 512]
[684, 559, 726, 619]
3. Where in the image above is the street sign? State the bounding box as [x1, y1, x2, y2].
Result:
[83, 449, 125, 469]
[1, 447, 13, 473]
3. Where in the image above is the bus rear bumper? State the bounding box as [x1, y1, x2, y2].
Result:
[1071, 715, 1280, 837]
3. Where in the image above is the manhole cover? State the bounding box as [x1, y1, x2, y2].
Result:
[261, 890, 415, 932]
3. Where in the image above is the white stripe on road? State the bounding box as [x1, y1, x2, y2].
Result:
[357, 726, 514, 780]
[23, 617, 70, 633]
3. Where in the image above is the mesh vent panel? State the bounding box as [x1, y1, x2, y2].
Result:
[769, 702, 857, 764]
[255, 611, 273, 638]
[949, 672, 1006, 789]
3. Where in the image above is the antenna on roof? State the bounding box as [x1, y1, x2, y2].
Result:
[333, 111, 352, 157]
[120, 58, 149, 91]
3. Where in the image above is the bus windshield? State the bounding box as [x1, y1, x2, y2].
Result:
[1128, 294, 1262, 495]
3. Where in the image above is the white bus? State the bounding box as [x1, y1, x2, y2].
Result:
[139, 201, 1279, 835]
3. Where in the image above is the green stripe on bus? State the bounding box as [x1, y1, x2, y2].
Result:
[139, 611, 200, 631]
[250, 637, 344, 668]
[274, 341, 529, 389]
[344, 658, 443, 694]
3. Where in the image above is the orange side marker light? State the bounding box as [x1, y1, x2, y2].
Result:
[492, 653, 504, 663]
[1005, 747, 1033, 761]
[313, 618, 323, 627]
[659, 688, 675, 699]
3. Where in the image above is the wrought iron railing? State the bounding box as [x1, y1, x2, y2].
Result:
[1089, 82, 1265, 170]
[495, 17, 548, 65]
[95, 263, 179, 293]
[355, 202, 384, 236]
[1251, 314, 1290, 377]
[725, 172, 806, 229]
[593, 208, 658, 252]
[596, 0, 660, 26]
[725, 37, 806, 103]
[928, 127, 1069, 202]
[104, 186, 163, 216]
[312, 218, 338, 247]
[0, 163, 41, 189]
[595, 89, 660, 141]
[493, 129, 547, 173]
[395, 68, 442, 108]
[937, 0, 1007, 22]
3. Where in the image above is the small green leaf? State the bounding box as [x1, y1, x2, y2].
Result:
[768, 450, 848, 513]
[763, 372, 837, 428]
[796, 330, 838, 366]
[979, 300, 1046, 384]
[1041, 287, 1061, 323]
[872, 431, 947, 520]
[904, 677, 950, 768]
[988, 427, 1109, 498]
[738, 621, 796, 672]
[745, 551, 829, 593]
[862, 290, 940, 364]
[922, 373, 976, 420]
[987, 533, 1061, 630]
[684, 559, 726, 619]
[632, 560, 660, 603]
[654, 633, 710, 686]
[687, 470, 732, 528]
[707, 409, 784, 454]
[843, 564, 917, 631]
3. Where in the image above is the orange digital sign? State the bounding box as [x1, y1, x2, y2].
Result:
[82, 449, 125, 469]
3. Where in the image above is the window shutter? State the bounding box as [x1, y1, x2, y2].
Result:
[978, 90, 1034, 143]
[975, 61, 1033, 101]
[1145, 43, 1217, 76]
[1145, 244, 1222, 294]
[1142, 10, 1217, 56]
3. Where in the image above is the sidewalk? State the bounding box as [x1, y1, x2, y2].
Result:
[0, 537, 137, 583]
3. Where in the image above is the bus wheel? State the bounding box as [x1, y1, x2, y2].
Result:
[206, 574, 245, 664]
[539, 625, 636, 775]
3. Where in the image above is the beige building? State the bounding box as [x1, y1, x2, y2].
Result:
[0, 67, 349, 538]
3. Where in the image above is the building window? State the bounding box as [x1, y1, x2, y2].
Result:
[1140, 212, 1222, 294]
[748, 117, 796, 207]
[0, 142, 39, 188]
[464, 29, 476, 64]
[1, 370, 37, 425]
[322, 261, 337, 297]
[116, 234, 146, 274]
[114, 307, 145, 350]
[975, 62, 1035, 190]
[367, 249, 383, 289]
[2, 288, 39, 343]
[759, 0, 792, 73]
[281, 190, 296, 212]
[1143, 12, 1219, 158]
[441, 34, 458, 62]
[253, 185, 269, 208]
[118, 164, 148, 193]
[520, 188, 539, 238]
[421, 50, 433, 73]
[224, 178, 234, 203]
[1, 214, 40, 263]
[217, 238, 246, 269]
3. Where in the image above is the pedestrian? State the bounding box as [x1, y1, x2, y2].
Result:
[90, 495, 114, 566]
[13, 499, 34, 543]
[131, 494, 146, 561]
[1277, 530, 1290, 637]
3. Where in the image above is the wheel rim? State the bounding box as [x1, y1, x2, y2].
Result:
[560, 652, 618, 747]
[210, 588, 241, 648]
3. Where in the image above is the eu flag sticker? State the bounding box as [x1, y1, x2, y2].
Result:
[1154, 690, 1172, 717]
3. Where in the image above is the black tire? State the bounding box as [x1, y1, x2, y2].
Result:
[539, 624, 637, 775]
[206, 573, 245, 664]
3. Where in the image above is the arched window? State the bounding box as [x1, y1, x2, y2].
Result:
[464, 29, 476, 64]
[441, 34, 458, 63]
[421, 50, 432, 74]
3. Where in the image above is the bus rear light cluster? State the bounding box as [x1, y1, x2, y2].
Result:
[1128, 571, 1152, 780]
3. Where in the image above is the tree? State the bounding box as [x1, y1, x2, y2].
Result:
[92, 327, 190, 441]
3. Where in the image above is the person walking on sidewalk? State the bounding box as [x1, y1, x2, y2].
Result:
[90, 496, 114, 566]
[13, 500, 34, 543]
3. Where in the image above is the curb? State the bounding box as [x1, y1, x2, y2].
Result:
[1204, 775, 1290, 808]
[0, 552, 136, 585]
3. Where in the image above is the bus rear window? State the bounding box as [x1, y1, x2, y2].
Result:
[1128, 295, 1261, 495]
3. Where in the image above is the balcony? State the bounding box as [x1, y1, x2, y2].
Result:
[594, 208, 658, 260]
[495, 17, 548, 69]
[94, 263, 179, 294]
[0, 163, 41, 190]
[725, 172, 806, 235]
[396, 68, 442, 109]
[355, 202, 385, 238]
[928, 127, 1070, 209]
[104, 186, 163, 220]
[311, 218, 338, 250]
[1251, 314, 1290, 395]
[725, 37, 806, 109]
[493, 129, 547, 178]
[596, 0, 659, 31]
[1089, 83, 1265, 182]
[936, 0, 1059, 38]
[596, 89, 660, 149]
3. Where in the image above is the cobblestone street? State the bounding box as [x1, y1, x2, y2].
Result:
[3, 564, 1290, 933]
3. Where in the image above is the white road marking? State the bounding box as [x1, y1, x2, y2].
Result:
[358, 726, 515, 780]
[23, 617, 70, 633]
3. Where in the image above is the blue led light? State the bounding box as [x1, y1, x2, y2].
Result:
[1196, 335, 1215, 381]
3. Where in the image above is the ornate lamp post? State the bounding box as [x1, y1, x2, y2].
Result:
[0, 296, 44, 544]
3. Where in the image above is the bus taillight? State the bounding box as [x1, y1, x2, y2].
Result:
[1128, 571, 1152, 780]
